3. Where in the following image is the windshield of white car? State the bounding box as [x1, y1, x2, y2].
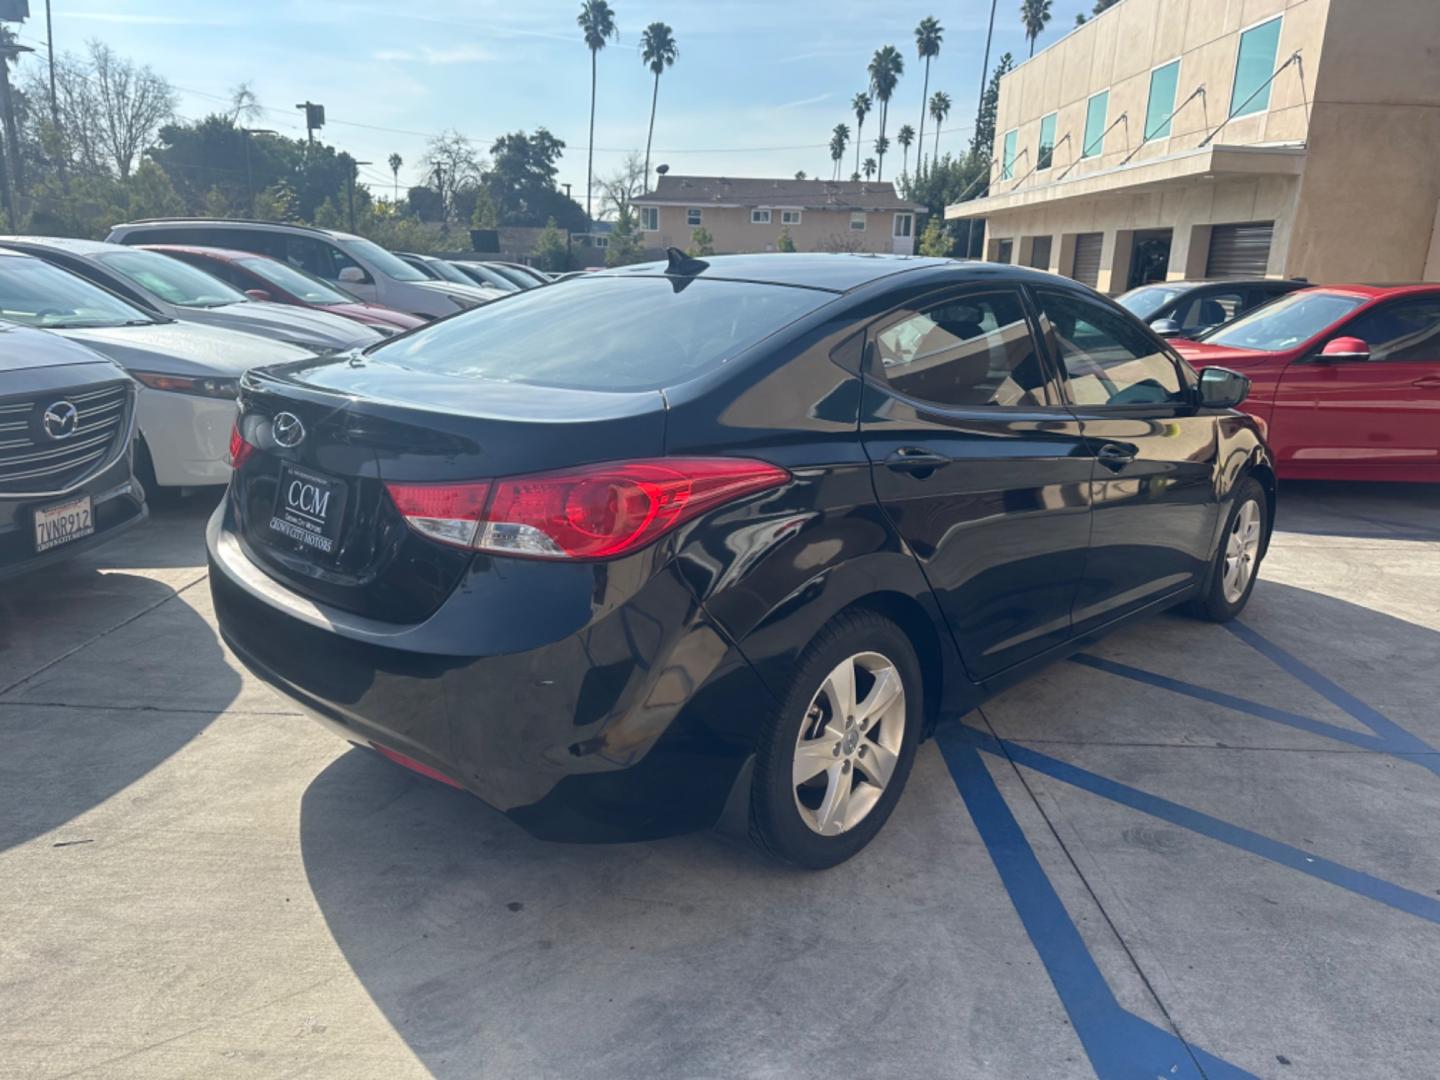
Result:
[237, 257, 351, 305]
[0, 256, 161, 328]
[335, 236, 430, 282]
[1117, 286, 1182, 320]
[98, 248, 250, 308]
[1201, 292, 1366, 351]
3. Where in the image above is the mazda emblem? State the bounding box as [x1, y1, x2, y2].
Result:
[272, 412, 306, 448]
[42, 400, 79, 441]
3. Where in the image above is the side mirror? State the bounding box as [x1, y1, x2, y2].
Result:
[244, 288, 272, 302]
[1319, 336, 1370, 362]
[338, 266, 369, 285]
[1150, 318, 1183, 338]
[1198, 366, 1251, 409]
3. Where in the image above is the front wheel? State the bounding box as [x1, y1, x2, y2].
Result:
[1187, 477, 1268, 622]
[749, 610, 922, 869]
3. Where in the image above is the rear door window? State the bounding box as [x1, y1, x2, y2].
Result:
[1173, 290, 1243, 335]
[1035, 288, 1189, 407]
[872, 288, 1052, 407]
[370, 275, 835, 392]
[284, 236, 361, 281]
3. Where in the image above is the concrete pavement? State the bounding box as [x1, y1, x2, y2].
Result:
[1, 483, 1437, 1079]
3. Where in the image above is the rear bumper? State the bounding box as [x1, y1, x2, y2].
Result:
[207, 504, 766, 842]
[0, 457, 146, 580]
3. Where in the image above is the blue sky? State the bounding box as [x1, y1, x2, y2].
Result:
[17, 0, 1083, 203]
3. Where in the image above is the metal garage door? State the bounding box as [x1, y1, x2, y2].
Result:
[1206, 222, 1274, 278]
[1071, 233, 1103, 287]
[995, 239, 1014, 264]
[1028, 235, 1053, 270]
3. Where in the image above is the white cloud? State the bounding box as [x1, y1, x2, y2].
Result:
[775, 92, 834, 111]
[373, 44, 498, 65]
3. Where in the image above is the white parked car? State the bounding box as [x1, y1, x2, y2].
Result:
[105, 219, 503, 320]
[0, 249, 307, 492]
[0, 236, 382, 352]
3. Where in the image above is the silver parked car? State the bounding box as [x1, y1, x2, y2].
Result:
[104, 219, 502, 319]
[0, 237, 382, 352]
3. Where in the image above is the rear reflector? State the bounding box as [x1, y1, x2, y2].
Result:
[371, 742, 463, 788]
[384, 457, 790, 561]
[227, 421, 256, 469]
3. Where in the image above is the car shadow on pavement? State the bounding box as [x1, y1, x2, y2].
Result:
[94, 491, 225, 571]
[1275, 481, 1440, 540]
[0, 564, 241, 853]
[297, 576, 1439, 1080]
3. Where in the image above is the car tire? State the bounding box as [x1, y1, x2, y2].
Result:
[133, 439, 177, 507]
[1186, 476, 1268, 622]
[749, 610, 923, 870]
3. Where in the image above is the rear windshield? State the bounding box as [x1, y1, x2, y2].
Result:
[368, 275, 835, 391]
[1117, 285, 1182, 320]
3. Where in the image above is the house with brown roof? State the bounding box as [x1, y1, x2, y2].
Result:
[633, 176, 926, 256]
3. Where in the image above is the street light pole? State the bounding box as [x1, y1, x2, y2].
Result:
[240, 128, 277, 216]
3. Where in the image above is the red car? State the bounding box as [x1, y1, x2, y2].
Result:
[1173, 284, 1440, 482]
[143, 245, 425, 337]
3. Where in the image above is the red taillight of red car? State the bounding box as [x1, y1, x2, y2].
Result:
[227, 421, 256, 468]
[385, 458, 790, 560]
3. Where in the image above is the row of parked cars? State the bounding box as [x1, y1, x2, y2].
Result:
[0, 217, 557, 580]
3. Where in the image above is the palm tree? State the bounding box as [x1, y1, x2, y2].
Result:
[867, 45, 904, 181]
[897, 124, 915, 181]
[1020, 0, 1053, 57]
[929, 90, 952, 164]
[387, 152, 403, 203]
[873, 135, 889, 171]
[862, 157, 877, 181]
[577, 0, 618, 223]
[851, 92, 871, 181]
[640, 22, 677, 188]
[830, 123, 850, 181]
[913, 17, 943, 176]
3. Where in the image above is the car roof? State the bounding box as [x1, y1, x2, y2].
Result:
[139, 244, 263, 262]
[0, 234, 120, 257]
[110, 218, 359, 240]
[599, 253, 1035, 293]
[1306, 283, 1440, 299]
[1124, 278, 1305, 292]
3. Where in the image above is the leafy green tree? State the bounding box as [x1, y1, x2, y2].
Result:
[918, 215, 953, 256]
[640, 22, 678, 186]
[913, 17, 944, 177]
[471, 184, 498, 227]
[606, 209, 647, 266]
[970, 54, 1014, 163]
[850, 92, 871, 180]
[867, 45, 904, 180]
[532, 217, 572, 272]
[776, 226, 796, 253]
[1092, 0, 1118, 11]
[125, 159, 185, 218]
[1021, 0, 1053, 57]
[907, 153, 990, 256]
[577, 0, 618, 223]
[486, 129, 585, 229]
[688, 226, 714, 257]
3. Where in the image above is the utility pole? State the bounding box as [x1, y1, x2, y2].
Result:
[346, 159, 371, 233]
[563, 182, 573, 265]
[0, 30, 32, 231]
[43, 0, 63, 187]
[295, 101, 325, 145]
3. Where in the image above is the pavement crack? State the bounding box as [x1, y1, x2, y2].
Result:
[0, 577, 207, 700]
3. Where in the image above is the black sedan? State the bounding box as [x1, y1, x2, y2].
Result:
[1117, 278, 1308, 339]
[210, 253, 1273, 868]
[2, 324, 145, 579]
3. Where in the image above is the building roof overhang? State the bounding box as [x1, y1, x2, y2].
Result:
[944, 142, 1307, 220]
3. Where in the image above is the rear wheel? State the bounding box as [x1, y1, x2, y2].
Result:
[1187, 477, 1267, 622]
[749, 610, 922, 869]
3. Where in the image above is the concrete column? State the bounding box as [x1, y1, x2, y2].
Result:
[1016, 235, 1037, 268]
[1104, 230, 1135, 295]
[1179, 224, 1212, 279]
[1056, 233, 1078, 279]
[1428, 199, 1440, 282]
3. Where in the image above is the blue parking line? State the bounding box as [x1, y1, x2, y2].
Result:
[1224, 622, 1440, 763]
[935, 725, 1259, 1080]
[961, 723, 1440, 926]
[1070, 653, 1388, 753]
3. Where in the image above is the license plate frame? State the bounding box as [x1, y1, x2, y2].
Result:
[268, 462, 348, 556]
[34, 494, 95, 553]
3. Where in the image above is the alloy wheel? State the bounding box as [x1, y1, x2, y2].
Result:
[792, 651, 906, 836]
[1222, 498, 1263, 603]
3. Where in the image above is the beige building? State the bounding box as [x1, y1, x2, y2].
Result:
[946, 0, 1440, 293]
[634, 176, 925, 255]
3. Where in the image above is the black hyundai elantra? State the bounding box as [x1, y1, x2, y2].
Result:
[210, 252, 1273, 868]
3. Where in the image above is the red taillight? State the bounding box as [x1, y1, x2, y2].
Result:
[384, 458, 790, 560]
[228, 421, 256, 468]
[370, 742, 463, 788]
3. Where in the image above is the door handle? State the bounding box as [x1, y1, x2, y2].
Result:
[1096, 443, 1136, 471]
[884, 447, 951, 474]
[1411, 375, 1440, 390]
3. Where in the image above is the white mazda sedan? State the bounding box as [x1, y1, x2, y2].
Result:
[0, 249, 308, 493]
